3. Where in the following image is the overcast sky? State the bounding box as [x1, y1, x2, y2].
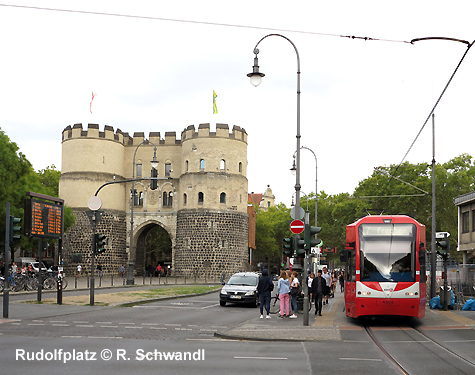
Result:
[1, 1, 474, 207]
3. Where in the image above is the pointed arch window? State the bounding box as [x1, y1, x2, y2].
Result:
[220, 192, 226, 204]
[198, 192, 204, 204]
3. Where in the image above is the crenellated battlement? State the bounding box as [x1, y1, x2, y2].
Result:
[62, 123, 247, 145]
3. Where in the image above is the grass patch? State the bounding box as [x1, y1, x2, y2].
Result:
[125, 285, 221, 299]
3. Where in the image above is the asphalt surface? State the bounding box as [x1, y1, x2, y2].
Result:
[2, 281, 474, 342]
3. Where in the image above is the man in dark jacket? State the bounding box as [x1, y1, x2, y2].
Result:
[311, 269, 324, 316]
[257, 269, 274, 319]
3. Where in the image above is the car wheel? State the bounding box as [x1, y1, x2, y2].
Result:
[251, 295, 259, 308]
[220, 301, 226, 307]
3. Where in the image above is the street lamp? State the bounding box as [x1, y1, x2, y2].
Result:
[248, 33, 305, 323]
[127, 140, 158, 285]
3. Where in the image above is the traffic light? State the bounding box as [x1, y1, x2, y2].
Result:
[150, 167, 158, 190]
[436, 236, 450, 257]
[95, 233, 107, 254]
[9, 215, 22, 243]
[304, 224, 322, 250]
[283, 237, 293, 256]
[296, 238, 306, 258]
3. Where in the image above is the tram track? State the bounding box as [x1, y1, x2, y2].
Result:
[364, 323, 475, 375]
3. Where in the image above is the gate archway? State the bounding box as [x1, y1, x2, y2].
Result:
[134, 222, 172, 276]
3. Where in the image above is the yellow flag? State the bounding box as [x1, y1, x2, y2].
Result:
[213, 90, 218, 114]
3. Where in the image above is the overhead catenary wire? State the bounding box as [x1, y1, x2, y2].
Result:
[0, 3, 412, 44]
[377, 39, 474, 197]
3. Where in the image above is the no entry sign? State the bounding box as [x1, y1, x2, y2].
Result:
[290, 219, 305, 234]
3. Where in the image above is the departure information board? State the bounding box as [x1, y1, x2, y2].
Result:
[25, 198, 63, 238]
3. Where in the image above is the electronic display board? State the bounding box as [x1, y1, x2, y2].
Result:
[25, 198, 63, 239]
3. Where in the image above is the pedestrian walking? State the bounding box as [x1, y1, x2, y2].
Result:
[322, 267, 331, 305]
[339, 271, 345, 292]
[77, 264, 82, 277]
[311, 269, 325, 316]
[277, 270, 290, 318]
[257, 269, 274, 319]
[289, 271, 300, 318]
[119, 265, 125, 277]
[97, 263, 103, 278]
[307, 272, 315, 311]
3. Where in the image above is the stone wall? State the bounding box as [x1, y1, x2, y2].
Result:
[174, 209, 249, 277]
[62, 209, 127, 276]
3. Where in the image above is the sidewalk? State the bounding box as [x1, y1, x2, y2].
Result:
[215, 291, 475, 342]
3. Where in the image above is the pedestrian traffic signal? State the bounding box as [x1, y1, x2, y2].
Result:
[283, 237, 293, 256]
[95, 233, 107, 254]
[304, 224, 322, 250]
[150, 167, 158, 190]
[9, 215, 22, 243]
[436, 236, 450, 257]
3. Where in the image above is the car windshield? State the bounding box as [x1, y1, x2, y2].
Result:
[227, 275, 258, 286]
[359, 223, 416, 282]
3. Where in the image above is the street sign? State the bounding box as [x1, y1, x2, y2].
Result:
[290, 206, 305, 220]
[436, 232, 450, 239]
[290, 219, 305, 234]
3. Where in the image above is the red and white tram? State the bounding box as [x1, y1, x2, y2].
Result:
[342, 215, 426, 319]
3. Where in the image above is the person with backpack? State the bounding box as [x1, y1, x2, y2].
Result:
[257, 269, 274, 319]
[289, 271, 301, 319]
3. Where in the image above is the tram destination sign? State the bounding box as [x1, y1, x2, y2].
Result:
[25, 197, 63, 239]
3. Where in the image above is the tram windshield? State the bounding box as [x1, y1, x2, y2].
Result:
[359, 223, 416, 282]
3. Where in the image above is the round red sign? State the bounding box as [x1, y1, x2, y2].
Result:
[290, 219, 305, 234]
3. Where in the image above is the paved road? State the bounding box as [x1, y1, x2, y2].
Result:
[1, 285, 474, 374]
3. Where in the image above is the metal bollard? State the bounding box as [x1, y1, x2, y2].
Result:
[57, 275, 62, 305]
[111, 274, 113, 286]
[184, 274, 186, 284]
[75, 275, 78, 289]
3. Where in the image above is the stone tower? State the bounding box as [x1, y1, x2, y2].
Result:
[59, 123, 249, 277]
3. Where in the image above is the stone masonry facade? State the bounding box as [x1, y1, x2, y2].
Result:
[175, 209, 249, 277]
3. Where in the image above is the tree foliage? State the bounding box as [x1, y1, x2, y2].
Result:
[0, 128, 75, 257]
[253, 154, 475, 266]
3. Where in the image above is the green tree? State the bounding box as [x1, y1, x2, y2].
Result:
[254, 204, 290, 269]
[0, 128, 75, 261]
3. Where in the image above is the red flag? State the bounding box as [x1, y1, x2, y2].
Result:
[90, 91, 97, 114]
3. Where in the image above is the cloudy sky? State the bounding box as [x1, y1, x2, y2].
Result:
[1, 1, 474, 206]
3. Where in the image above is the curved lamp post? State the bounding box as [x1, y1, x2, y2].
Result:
[248, 33, 307, 324]
[127, 140, 159, 285]
[247, 33, 302, 260]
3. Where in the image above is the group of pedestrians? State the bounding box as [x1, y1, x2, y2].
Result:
[257, 267, 345, 320]
[275, 270, 302, 319]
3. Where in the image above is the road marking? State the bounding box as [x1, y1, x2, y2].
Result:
[119, 322, 135, 325]
[150, 327, 167, 330]
[101, 325, 118, 328]
[73, 321, 89, 324]
[340, 358, 382, 362]
[62, 336, 82, 338]
[52, 324, 70, 327]
[142, 323, 159, 326]
[28, 323, 45, 326]
[234, 356, 288, 360]
[165, 324, 182, 326]
[175, 328, 192, 331]
[125, 326, 143, 329]
[50, 320, 66, 323]
[96, 321, 112, 324]
[444, 339, 475, 343]
[76, 325, 94, 328]
[201, 303, 220, 309]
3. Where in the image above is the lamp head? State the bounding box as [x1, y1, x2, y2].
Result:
[247, 53, 265, 87]
[151, 147, 159, 168]
[290, 158, 297, 176]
